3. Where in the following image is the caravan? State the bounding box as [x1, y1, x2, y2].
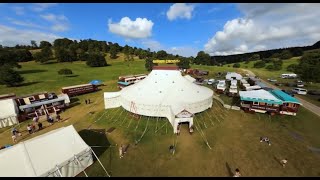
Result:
[216, 80, 226, 93]
[228, 80, 238, 96]
[281, 73, 297, 79]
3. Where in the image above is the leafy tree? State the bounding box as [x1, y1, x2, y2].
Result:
[265, 65, 274, 70]
[272, 59, 283, 70]
[0, 49, 20, 68]
[279, 50, 293, 59]
[177, 57, 190, 69]
[287, 64, 298, 72]
[253, 61, 266, 68]
[30, 40, 38, 48]
[195, 51, 211, 65]
[39, 41, 52, 48]
[58, 68, 73, 75]
[156, 50, 168, 60]
[33, 52, 47, 63]
[109, 45, 118, 59]
[145, 58, 154, 71]
[13, 49, 33, 62]
[0, 65, 24, 87]
[233, 63, 240, 68]
[294, 50, 320, 82]
[86, 52, 107, 67]
[249, 54, 260, 61]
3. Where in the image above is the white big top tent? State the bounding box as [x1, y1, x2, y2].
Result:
[0, 98, 19, 128]
[104, 69, 214, 133]
[0, 125, 110, 177]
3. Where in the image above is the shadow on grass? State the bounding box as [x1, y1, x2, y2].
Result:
[18, 81, 42, 86]
[225, 162, 234, 177]
[19, 69, 48, 74]
[70, 97, 80, 104]
[65, 75, 79, 78]
[78, 129, 111, 158]
[69, 102, 81, 108]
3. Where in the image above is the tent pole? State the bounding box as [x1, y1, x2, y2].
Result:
[56, 165, 63, 177]
[90, 148, 111, 177]
[74, 155, 88, 177]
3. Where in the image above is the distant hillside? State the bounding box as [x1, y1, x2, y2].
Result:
[211, 40, 320, 64]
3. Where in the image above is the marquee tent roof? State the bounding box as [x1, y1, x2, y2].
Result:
[0, 125, 93, 177]
[0, 98, 18, 119]
[120, 70, 213, 114]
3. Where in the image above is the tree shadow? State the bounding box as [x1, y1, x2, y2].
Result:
[18, 81, 42, 86]
[65, 75, 79, 78]
[78, 129, 111, 158]
[43, 61, 58, 64]
[225, 162, 234, 177]
[19, 69, 48, 74]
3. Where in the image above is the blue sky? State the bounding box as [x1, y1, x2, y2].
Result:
[0, 3, 320, 57]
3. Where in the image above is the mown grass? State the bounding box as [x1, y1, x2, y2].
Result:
[0, 58, 320, 176]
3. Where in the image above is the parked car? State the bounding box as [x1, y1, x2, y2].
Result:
[295, 80, 304, 87]
[308, 90, 320, 95]
[207, 79, 215, 85]
[281, 89, 295, 97]
[292, 88, 307, 95]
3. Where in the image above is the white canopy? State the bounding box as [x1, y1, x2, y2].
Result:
[0, 98, 19, 128]
[104, 69, 213, 133]
[0, 125, 93, 177]
[226, 72, 242, 80]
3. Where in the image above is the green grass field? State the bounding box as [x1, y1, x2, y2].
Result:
[0, 59, 320, 176]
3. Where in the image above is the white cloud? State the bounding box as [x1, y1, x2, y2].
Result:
[167, 46, 199, 57]
[0, 24, 61, 46]
[141, 39, 162, 51]
[141, 39, 198, 57]
[204, 3, 320, 55]
[166, 3, 195, 21]
[40, 13, 69, 32]
[7, 17, 46, 29]
[12, 6, 25, 15]
[40, 14, 67, 22]
[108, 17, 154, 39]
[31, 3, 58, 12]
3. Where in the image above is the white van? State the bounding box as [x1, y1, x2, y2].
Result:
[292, 88, 307, 95]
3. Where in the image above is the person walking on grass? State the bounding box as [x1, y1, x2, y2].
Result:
[27, 124, 33, 134]
[281, 158, 288, 168]
[85, 99, 88, 105]
[119, 144, 124, 159]
[233, 168, 241, 177]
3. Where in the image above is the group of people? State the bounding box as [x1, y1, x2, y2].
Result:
[46, 113, 61, 125]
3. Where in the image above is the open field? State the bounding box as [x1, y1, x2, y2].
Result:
[1, 59, 320, 176]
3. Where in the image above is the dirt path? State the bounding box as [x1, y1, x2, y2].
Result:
[241, 69, 320, 117]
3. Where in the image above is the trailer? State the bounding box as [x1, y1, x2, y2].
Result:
[61, 84, 98, 97]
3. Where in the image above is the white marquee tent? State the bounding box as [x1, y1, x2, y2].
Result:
[0, 98, 19, 128]
[226, 72, 243, 80]
[0, 125, 96, 177]
[104, 69, 213, 133]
